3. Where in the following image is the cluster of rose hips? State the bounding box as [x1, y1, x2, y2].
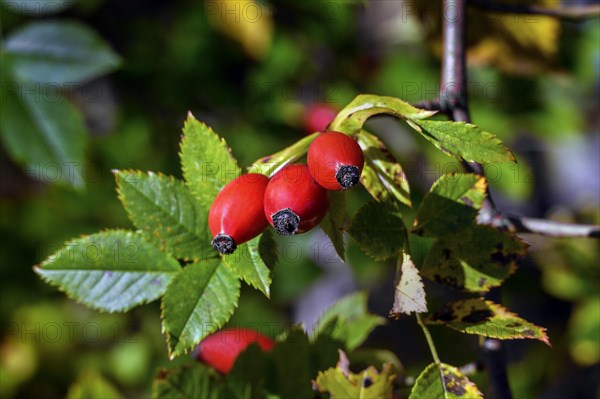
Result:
[209, 131, 365, 255]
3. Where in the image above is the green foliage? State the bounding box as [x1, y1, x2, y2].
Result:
[161, 260, 240, 359]
[408, 120, 515, 164]
[410, 363, 483, 399]
[314, 351, 395, 399]
[3, 21, 121, 84]
[313, 292, 386, 351]
[116, 171, 213, 261]
[413, 174, 486, 237]
[411, 173, 527, 292]
[180, 113, 241, 206]
[33, 94, 550, 397]
[421, 224, 526, 292]
[0, 74, 88, 188]
[66, 370, 123, 399]
[427, 298, 550, 345]
[223, 234, 272, 297]
[348, 201, 406, 261]
[357, 129, 412, 207]
[0, 20, 120, 188]
[152, 363, 226, 399]
[34, 230, 180, 312]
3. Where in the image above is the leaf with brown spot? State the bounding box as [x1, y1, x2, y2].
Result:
[421, 224, 527, 292]
[410, 362, 483, 399]
[426, 298, 550, 345]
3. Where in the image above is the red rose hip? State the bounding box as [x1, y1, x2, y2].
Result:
[307, 131, 364, 190]
[209, 173, 269, 255]
[196, 328, 274, 374]
[264, 164, 329, 235]
[303, 103, 338, 134]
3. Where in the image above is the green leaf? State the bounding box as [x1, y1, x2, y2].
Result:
[34, 230, 180, 313]
[258, 229, 278, 271]
[151, 363, 226, 399]
[247, 133, 318, 176]
[357, 130, 412, 207]
[223, 234, 272, 297]
[319, 191, 346, 261]
[330, 94, 437, 135]
[413, 174, 487, 237]
[180, 113, 241, 206]
[409, 120, 515, 164]
[315, 292, 386, 351]
[3, 21, 121, 84]
[421, 224, 527, 292]
[66, 370, 123, 399]
[390, 254, 427, 318]
[314, 350, 395, 399]
[227, 344, 271, 399]
[271, 328, 314, 399]
[161, 260, 240, 358]
[427, 298, 550, 345]
[0, 70, 87, 188]
[115, 171, 213, 261]
[348, 202, 406, 261]
[409, 363, 483, 399]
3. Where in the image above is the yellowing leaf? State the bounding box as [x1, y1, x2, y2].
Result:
[314, 350, 395, 399]
[390, 254, 427, 318]
[427, 298, 550, 345]
[410, 363, 483, 399]
[206, 0, 273, 59]
[410, 0, 560, 75]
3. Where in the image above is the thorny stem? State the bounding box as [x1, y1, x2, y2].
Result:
[416, 313, 441, 365]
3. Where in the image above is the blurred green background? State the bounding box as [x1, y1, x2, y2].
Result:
[1, 0, 598, 398]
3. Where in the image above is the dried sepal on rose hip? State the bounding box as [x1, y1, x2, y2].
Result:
[195, 328, 274, 374]
[264, 164, 329, 235]
[307, 131, 365, 190]
[209, 173, 269, 255]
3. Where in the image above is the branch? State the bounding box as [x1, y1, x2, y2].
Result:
[507, 215, 600, 238]
[441, 2, 513, 398]
[470, 0, 600, 22]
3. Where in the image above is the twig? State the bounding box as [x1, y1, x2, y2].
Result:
[412, 99, 441, 112]
[507, 215, 600, 238]
[440, 1, 513, 398]
[470, 0, 600, 22]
